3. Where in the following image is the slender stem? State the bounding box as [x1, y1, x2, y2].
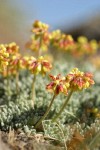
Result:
[38, 47, 42, 57]
[15, 64, 20, 94]
[35, 94, 56, 129]
[6, 66, 11, 96]
[52, 90, 73, 122]
[37, 34, 43, 57]
[16, 71, 19, 94]
[7, 75, 10, 96]
[31, 75, 36, 108]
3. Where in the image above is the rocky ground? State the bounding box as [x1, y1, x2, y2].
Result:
[0, 130, 64, 150]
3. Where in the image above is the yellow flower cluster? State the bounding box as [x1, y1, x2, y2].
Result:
[72, 36, 98, 57]
[0, 44, 9, 72]
[46, 68, 95, 95]
[50, 30, 74, 51]
[28, 21, 99, 58]
[0, 41, 52, 77]
[46, 74, 69, 95]
[30, 32, 50, 52]
[29, 20, 50, 52]
[66, 68, 95, 91]
[5, 53, 28, 76]
[28, 56, 52, 76]
[50, 32, 98, 57]
[5, 42, 19, 55]
[0, 43, 29, 77]
[32, 20, 49, 35]
[0, 21, 98, 79]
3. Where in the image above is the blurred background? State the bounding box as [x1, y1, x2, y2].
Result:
[0, 0, 100, 51]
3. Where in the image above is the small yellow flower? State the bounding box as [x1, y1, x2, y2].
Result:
[32, 20, 49, 35]
[28, 56, 52, 75]
[50, 30, 74, 51]
[5, 42, 19, 55]
[2, 53, 29, 77]
[73, 36, 99, 57]
[29, 21, 50, 53]
[77, 36, 88, 44]
[50, 30, 61, 40]
[30, 32, 50, 52]
[0, 44, 9, 72]
[66, 68, 95, 91]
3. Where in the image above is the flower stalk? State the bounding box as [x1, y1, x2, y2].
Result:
[6, 66, 11, 96]
[16, 71, 19, 94]
[38, 34, 43, 57]
[15, 64, 20, 94]
[31, 75, 36, 108]
[35, 94, 56, 129]
[52, 90, 73, 122]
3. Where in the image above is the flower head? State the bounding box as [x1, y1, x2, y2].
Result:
[0, 44, 9, 72]
[30, 32, 50, 52]
[50, 30, 74, 51]
[32, 20, 49, 35]
[5, 42, 19, 55]
[46, 74, 69, 95]
[28, 56, 52, 75]
[73, 36, 98, 57]
[66, 68, 95, 91]
[2, 53, 28, 77]
[29, 21, 50, 53]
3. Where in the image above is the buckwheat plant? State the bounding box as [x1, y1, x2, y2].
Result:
[35, 68, 95, 128]
[28, 55, 52, 107]
[35, 74, 69, 128]
[52, 68, 95, 122]
[30, 20, 50, 56]
[5, 43, 28, 93]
